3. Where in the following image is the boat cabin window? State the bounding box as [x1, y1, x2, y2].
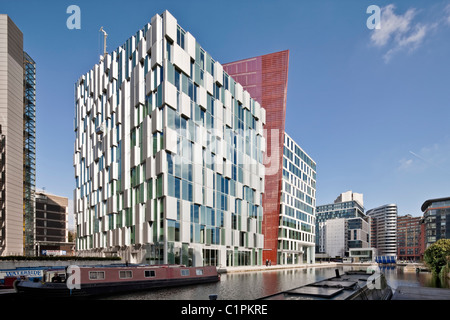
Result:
[119, 270, 133, 279]
[89, 271, 105, 280]
[196, 269, 203, 276]
[145, 270, 156, 278]
[181, 269, 190, 276]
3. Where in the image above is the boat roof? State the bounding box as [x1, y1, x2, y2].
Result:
[259, 270, 382, 300]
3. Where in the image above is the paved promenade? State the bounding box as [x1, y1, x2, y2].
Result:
[217, 262, 344, 273]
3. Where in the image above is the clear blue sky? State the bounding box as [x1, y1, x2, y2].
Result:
[2, 0, 450, 218]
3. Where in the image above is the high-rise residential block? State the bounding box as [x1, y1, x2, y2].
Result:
[367, 204, 397, 260]
[0, 14, 36, 256]
[73, 11, 266, 266]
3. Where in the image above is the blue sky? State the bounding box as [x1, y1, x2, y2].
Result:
[2, 0, 450, 220]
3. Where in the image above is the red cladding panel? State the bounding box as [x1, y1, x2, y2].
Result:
[223, 50, 289, 264]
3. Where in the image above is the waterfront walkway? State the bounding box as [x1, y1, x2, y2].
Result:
[218, 262, 346, 273]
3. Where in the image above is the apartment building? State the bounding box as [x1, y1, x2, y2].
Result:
[367, 204, 397, 260]
[397, 214, 421, 262]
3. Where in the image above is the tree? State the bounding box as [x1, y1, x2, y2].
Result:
[424, 239, 450, 274]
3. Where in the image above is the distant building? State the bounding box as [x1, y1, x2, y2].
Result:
[367, 204, 397, 261]
[397, 214, 421, 262]
[316, 191, 370, 259]
[0, 14, 36, 256]
[325, 218, 347, 258]
[35, 191, 74, 256]
[349, 248, 377, 263]
[421, 197, 450, 249]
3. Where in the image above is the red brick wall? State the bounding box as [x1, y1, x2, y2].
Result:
[223, 50, 289, 264]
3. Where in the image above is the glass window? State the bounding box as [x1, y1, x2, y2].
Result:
[181, 269, 190, 276]
[166, 61, 175, 85]
[177, 25, 185, 49]
[210, 58, 215, 77]
[175, 177, 181, 199]
[166, 41, 172, 61]
[145, 270, 156, 277]
[167, 174, 175, 197]
[195, 269, 203, 276]
[89, 271, 105, 280]
[156, 174, 163, 198]
[200, 49, 205, 70]
[168, 220, 175, 241]
[188, 79, 194, 101]
[175, 69, 181, 91]
[119, 270, 133, 279]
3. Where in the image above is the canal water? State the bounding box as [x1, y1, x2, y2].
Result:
[103, 265, 450, 300]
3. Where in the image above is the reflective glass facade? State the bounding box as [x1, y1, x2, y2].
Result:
[23, 52, 36, 256]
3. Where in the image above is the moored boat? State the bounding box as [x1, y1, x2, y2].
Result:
[16, 264, 220, 298]
[258, 269, 393, 300]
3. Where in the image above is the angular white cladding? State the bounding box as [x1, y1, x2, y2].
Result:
[185, 32, 196, 60]
[214, 62, 223, 86]
[173, 44, 190, 76]
[74, 10, 266, 267]
[163, 10, 177, 42]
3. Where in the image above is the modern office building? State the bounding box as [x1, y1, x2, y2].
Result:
[224, 51, 316, 265]
[367, 204, 397, 261]
[316, 191, 370, 257]
[0, 14, 36, 256]
[278, 133, 316, 264]
[397, 214, 421, 262]
[74, 11, 266, 266]
[421, 197, 450, 249]
[35, 191, 73, 256]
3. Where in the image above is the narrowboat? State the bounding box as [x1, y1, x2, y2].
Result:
[258, 269, 393, 300]
[15, 264, 220, 298]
